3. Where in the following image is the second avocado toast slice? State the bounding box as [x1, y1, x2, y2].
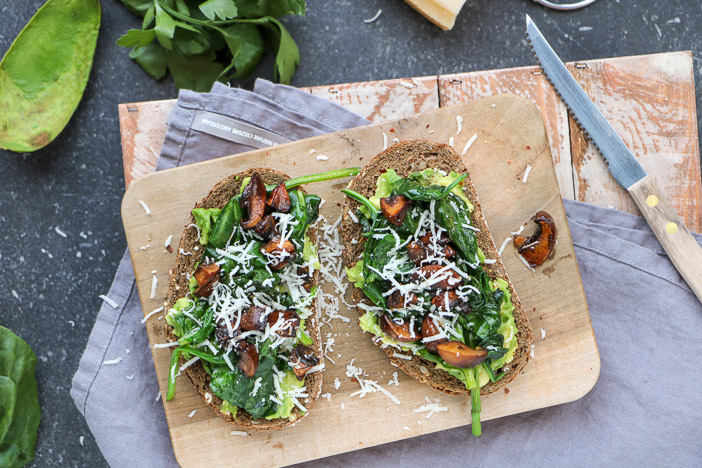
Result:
[340, 140, 532, 435]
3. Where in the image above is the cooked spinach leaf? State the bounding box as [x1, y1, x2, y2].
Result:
[209, 346, 277, 418]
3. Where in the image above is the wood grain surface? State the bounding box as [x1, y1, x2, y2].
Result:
[121, 97, 598, 468]
[117, 52, 702, 232]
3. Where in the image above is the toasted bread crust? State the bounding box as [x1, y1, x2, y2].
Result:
[340, 141, 532, 395]
[165, 168, 322, 430]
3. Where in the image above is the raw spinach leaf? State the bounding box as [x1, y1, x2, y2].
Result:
[0, 327, 40, 468]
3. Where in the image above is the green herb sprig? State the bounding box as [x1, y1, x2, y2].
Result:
[116, 0, 306, 91]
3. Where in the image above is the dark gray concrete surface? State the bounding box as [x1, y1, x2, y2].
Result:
[0, 0, 700, 466]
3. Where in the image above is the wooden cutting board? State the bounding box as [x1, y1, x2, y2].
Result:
[122, 96, 597, 467]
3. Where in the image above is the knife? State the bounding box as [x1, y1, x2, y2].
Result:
[525, 14, 702, 304]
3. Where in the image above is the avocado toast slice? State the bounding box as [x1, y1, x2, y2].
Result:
[340, 141, 532, 435]
[164, 167, 356, 430]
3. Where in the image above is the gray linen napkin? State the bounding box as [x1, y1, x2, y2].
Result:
[72, 82, 702, 467]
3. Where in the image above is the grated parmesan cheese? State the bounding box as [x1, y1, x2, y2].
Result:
[102, 357, 122, 366]
[388, 371, 399, 387]
[413, 397, 448, 418]
[498, 237, 512, 256]
[230, 431, 248, 436]
[516, 252, 536, 272]
[455, 115, 463, 134]
[150, 275, 158, 299]
[363, 8, 382, 23]
[141, 306, 164, 323]
[188, 410, 197, 418]
[383, 132, 388, 150]
[522, 164, 532, 184]
[462, 133, 478, 155]
[346, 359, 401, 405]
[316, 155, 329, 161]
[154, 341, 180, 349]
[99, 295, 119, 309]
[138, 200, 151, 215]
[54, 226, 68, 238]
[541, 328, 546, 340]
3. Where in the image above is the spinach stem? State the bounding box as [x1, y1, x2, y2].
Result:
[265, 167, 361, 191]
[166, 348, 182, 401]
[471, 367, 482, 437]
[341, 189, 379, 217]
[439, 173, 469, 199]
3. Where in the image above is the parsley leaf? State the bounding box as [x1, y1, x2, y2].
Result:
[117, 0, 306, 90]
[220, 24, 266, 80]
[166, 49, 225, 92]
[199, 0, 238, 21]
[129, 43, 167, 80]
[116, 29, 156, 49]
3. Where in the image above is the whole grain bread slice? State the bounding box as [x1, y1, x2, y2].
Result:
[165, 168, 323, 430]
[340, 140, 532, 395]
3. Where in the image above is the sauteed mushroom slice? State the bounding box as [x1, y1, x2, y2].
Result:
[267, 182, 291, 213]
[386, 290, 418, 309]
[513, 211, 557, 267]
[436, 341, 487, 368]
[412, 265, 462, 290]
[241, 306, 267, 331]
[241, 172, 267, 230]
[379, 315, 421, 342]
[235, 341, 259, 377]
[406, 240, 428, 265]
[431, 290, 462, 312]
[253, 214, 276, 239]
[262, 237, 296, 270]
[267, 310, 300, 337]
[419, 231, 451, 246]
[290, 345, 320, 380]
[380, 195, 410, 226]
[215, 318, 241, 346]
[193, 262, 220, 297]
[421, 315, 448, 354]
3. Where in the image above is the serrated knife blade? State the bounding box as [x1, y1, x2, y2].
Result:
[525, 14, 646, 189]
[525, 14, 702, 305]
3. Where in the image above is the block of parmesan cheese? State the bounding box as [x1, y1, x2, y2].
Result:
[404, 0, 467, 31]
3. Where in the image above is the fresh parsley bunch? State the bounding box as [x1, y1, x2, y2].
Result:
[117, 0, 306, 91]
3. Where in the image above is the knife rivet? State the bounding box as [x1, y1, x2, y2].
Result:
[646, 195, 659, 207]
[666, 223, 678, 234]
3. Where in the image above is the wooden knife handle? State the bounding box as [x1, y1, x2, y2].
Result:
[628, 175, 702, 304]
